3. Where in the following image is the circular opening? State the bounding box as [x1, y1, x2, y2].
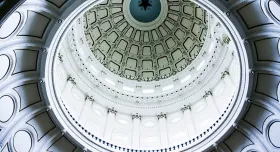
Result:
[130, 0, 161, 23]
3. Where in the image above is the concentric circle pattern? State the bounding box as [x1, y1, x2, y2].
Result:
[1, 0, 280, 152]
[83, 0, 208, 81]
[49, 0, 245, 150]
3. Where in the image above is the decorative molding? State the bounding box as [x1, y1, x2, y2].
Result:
[223, 35, 231, 44]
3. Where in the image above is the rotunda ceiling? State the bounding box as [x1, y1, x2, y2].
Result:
[52, 0, 242, 113]
[45, 0, 248, 150]
[2, 0, 280, 152]
[83, 0, 208, 81]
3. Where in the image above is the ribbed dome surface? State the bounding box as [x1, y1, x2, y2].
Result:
[83, 0, 208, 81]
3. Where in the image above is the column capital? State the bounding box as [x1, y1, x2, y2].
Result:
[203, 91, 212, 98]
[67, 77, 76, 85]
[157, 112, 167, 119]
[85, 95, 94, 102]
[108, 107, 117, 115]
[58, 53, 63, 62]
[132, 113, 141, 120]
[221, 71, 230, 79]
[181, 105, 191, 112]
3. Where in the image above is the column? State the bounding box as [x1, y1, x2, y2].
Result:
[78, 96, 94, 125]
[222, 71, 234, 87]
[132, 114, 141, 149]
[224, 74, 234, 87]
[104, 108, 116, 142]
[63, 77, 86, 120]
[157, 113, 168, 148]
[61, 77, 75, 113]
[63, 77, 76, 94]
[182, 106, 196, 139]
[204, 91, 220, 117]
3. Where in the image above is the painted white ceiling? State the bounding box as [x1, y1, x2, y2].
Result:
[0, 0, 280, 152]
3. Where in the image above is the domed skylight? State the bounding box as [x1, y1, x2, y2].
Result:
[46, 0, 245, 151]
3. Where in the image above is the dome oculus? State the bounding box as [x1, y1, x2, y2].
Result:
[130, 0, 161, 23]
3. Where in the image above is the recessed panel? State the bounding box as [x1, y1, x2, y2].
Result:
[0, 96, 14, 122]
[19, 11, 50, 38]
[83, 0, 208, 81]
[13, 131, 32, 152]
[0, 55, 10, 80]
[0, 12, 21, 38]
[269, 121, 280, 147]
